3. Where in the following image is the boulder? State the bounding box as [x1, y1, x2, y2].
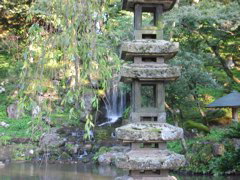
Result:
[7, 102, 23, 119]
[98, 151, 125, 165]
[0, 86, 5, 94]
[80, 92, 94, 120]
[32, 105, 41, 118]
[0, 161, 5, 169]
[213, 143, 225, 156]
[232, 138, 240, 150]
[98, 146, 130, 165]
[39, 128, 65, 150]
[0, 146, 11, 162]
[0, 122, 9, 128]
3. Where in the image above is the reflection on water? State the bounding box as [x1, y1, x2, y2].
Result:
[0, 163, 239, 180]
[0, 163, 125, 180]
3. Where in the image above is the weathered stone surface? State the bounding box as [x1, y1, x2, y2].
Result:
[98, 146, 130, 165]
[213, 143, 225, 156]
[116, 123, 183, 142]
[0, 161, 5, 169]
[232, 138, 240, 150]
[32, 105, 41, 118]
[131, 112, 166, 123]
[115, 149, 185, 170]
[7, 102, 23, 119]
[0, 146, 11, 162]
[120, 64, 180, 82]
[122, 0, 177, 12]
[121, 40, 179, 61]
[39, 128, 65, 149]
[80, 92, 95, 120]
[134, 30, 163, 40]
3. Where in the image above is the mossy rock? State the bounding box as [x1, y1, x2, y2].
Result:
[95, 129, 111, 141]
[60, 152, 71, 160]
[184, 120, 210, 133]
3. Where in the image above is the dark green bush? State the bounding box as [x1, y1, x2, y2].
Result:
[223, 123, 240, 139]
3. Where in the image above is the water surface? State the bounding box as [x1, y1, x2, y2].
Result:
[0, 163, 239, 180]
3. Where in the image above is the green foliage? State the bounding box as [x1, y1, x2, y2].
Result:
[94, 128, 111, 141]
[0, 135, 11, 145]
[223, 123, 240, 139]
[164, 0, 240, 85]
[16, 0, 124, 136]
[168, 127, 239, 175]
[0, 0, 31, 35]
[210, 149, 240, 175]
[12, 143, 36, 161]
[186, 143, 214, 174]
[92, 146, 111, 162]
[122, 106, 131, 119]
[205, 110, 226, 121]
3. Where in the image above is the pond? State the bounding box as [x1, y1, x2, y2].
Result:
[0, 163, 239, 180]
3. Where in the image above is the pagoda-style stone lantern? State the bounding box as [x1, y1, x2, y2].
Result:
[115, 0, 186, 180]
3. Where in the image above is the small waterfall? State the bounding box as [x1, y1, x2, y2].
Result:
[99, 82, 126, 126]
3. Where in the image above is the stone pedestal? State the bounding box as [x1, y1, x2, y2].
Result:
[116, 0, 185, 179]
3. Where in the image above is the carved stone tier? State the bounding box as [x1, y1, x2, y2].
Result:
[122, 0, 177, 12]
[116, 123, 183, 142]
[115, 149, 186, 170]
[120, 64, 180, 82]
[121, 40, 179, 61]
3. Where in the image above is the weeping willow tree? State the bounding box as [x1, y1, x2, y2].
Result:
[19, 0, 121, 138]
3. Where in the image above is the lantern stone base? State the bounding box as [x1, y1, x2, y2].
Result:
[115, 149, 186, 170]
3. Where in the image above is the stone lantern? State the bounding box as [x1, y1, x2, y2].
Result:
[115, 0, 186, 180]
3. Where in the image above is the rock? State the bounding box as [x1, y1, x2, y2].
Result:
[116, 123, 184, 142]
[115, 149, 186, 170]
[213, 143, 225, 156]
[0, 161, 5, 168]
[121, 64, 180, 82]
[60, 152, 71, 160]
[98, 146, 130, 165]
[121, 40, 179, 61]
[0, 122, 9, 128]
[0, 146, 11, 162]
[80, 92, 94, 120]
[98, 151, 125, 165]
[29, 149, 34, 155]
[232, 138, 240, 150]
[84, 144, 92, 151]
[11, 138, 31, 144]
[6, 102, 23, 119]
[0, 86, 5, 94]
[39, 129, 65, 150]
[32, 105, 41, 118]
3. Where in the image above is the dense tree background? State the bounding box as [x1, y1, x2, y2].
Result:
[0, 0, 239, 133]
